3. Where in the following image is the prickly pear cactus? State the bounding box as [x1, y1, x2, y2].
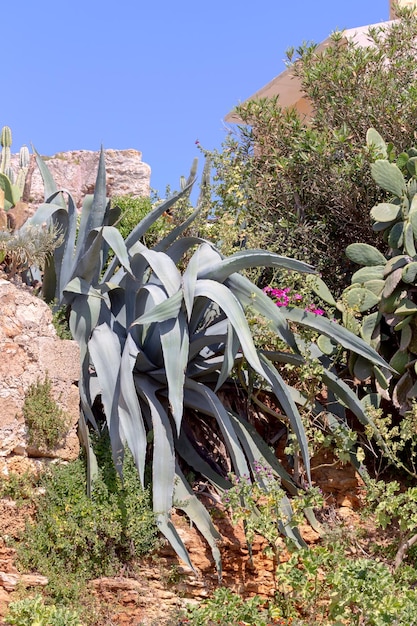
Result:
[338, 128, 417, 413]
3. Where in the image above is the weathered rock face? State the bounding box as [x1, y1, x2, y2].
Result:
[0, 279, 80, 474]
[12, 148, 151, 210]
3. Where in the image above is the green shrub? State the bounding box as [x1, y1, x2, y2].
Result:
[5, 595, 82, 626]
[22, 375, 69, 450]
[111, 195, 171, 247]
[16, 448, 159, 603]
[181, 587, 279, 626]
[203, 11, 417, 292]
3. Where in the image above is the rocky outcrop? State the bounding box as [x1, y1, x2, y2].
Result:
[0, 279, 80, 474]
[11, 148, 151, 211]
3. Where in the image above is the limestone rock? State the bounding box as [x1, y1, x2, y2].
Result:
[0, 279, 80, 467]
[11, 148, 151, 211]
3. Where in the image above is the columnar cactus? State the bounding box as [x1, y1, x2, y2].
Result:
[0, 126, 30, 212]
[0, 125, 12, 174]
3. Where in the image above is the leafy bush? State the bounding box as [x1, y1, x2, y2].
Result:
[17, 449, 159, 603]
[23, 375, 69, 450]
[181, 587, 281, 626]
[111, 195, 171, 247]
[202, 11, 417, 292]
[5, 595, 82, 626]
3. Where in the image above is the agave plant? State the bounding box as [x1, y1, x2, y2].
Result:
[25, 148, 390, 574]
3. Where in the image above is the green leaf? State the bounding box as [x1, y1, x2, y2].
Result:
[404, 222, 417, 256]
[409, 210, 417, 238]
[370, 203, 401, 222]
[382, 267, 403, 298]
[388, 222, 404, 249]
[360, 312, 379, 344]
[363, 280, 384, 297]
[389, 349, 409, 375]
[402, 262, 417, 283]
[366, 128, 387, 158]
[308, 275, 337, 306]
[346, 243, 387, 266]
[371, 160, 407, 198]
[351, 265, 385, 283]
[344, 287, 380, 312]
[283, 307, 392, 371]
[395, 297, 417, 316]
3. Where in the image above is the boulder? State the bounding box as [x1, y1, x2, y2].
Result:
[0, 279, 80, 473]
[11, 148, 151, 212]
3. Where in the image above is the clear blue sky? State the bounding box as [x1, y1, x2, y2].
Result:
[4, 0, 388, 200]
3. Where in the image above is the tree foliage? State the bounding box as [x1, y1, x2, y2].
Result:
[203, 10, 417, 293]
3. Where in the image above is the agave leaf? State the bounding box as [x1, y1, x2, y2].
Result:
[159, 311, 189, 434]
[72, 229, 105, 284]
[174, 464, 222, 578]
[215, 321, 240, 392]
[119, 334, 147, 486]
[157, 513, 195, 572]
[184, 379, 250, 477]
[137, 378, 175, 515]
[282, 307, 393, 372]
[87, 147, 108, 232]
[194, 279, 263, 372]
[225, 273, 298, 351]
[164, 236, 208, 265]
[200, 249, 316, 283]
[78, 410, 99, 497]
[229, 412, 299, 494]
[259, 354, 311, 485]
[183, 245, 202, 320]
[89, 324, 125, 471]
[322, 369, 389, 454]
[98, 226, 133, 277]
[155, 203, 204, 253]
[135, 248, 182, 297]
[33, 148, 62, 203]
[125, 179, 195, 250]
[176, 431, 232, 490]
[25, 199, 67, 226]
[133, 290, 183, 325]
